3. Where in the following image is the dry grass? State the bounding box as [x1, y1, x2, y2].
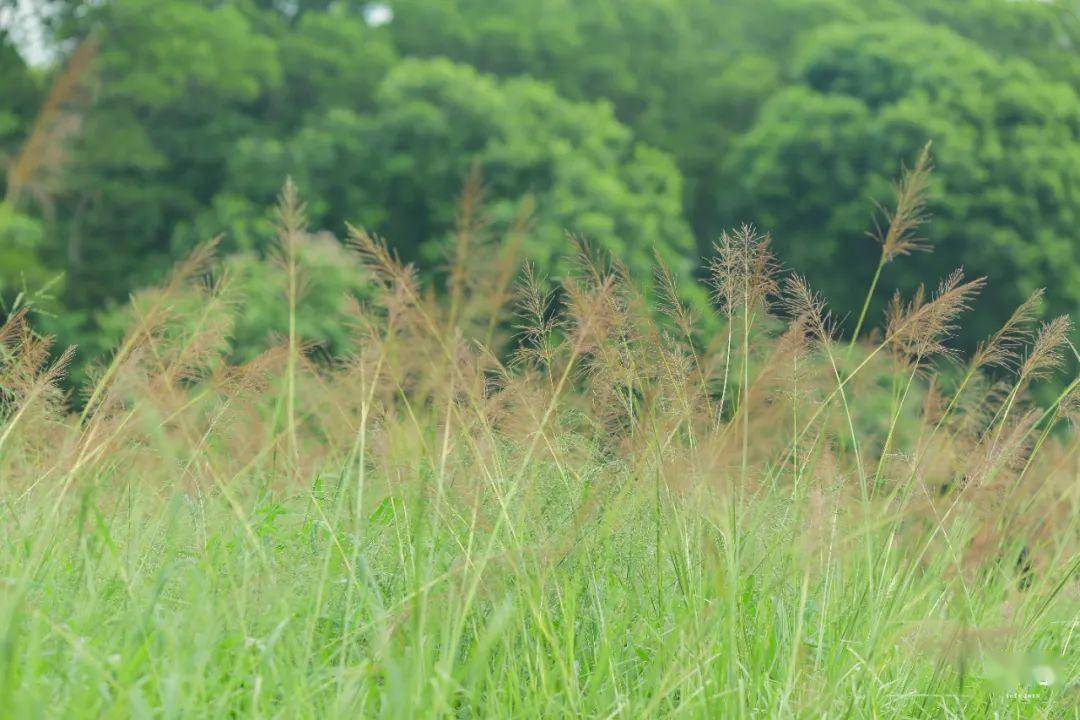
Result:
[0, 164, 1077, 717]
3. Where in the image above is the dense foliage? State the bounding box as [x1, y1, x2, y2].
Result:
[1, 0, 1079, 362]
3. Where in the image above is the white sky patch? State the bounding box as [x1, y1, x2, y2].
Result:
[0, 0, 55, 67]
[362, 2, 393, 28]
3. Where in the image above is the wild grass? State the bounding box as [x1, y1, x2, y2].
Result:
[0, 159, 1077, 718]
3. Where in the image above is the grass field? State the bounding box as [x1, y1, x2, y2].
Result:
[1, 179, 1078, 718]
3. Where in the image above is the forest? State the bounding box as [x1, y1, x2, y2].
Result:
[3, 0, 1079, 370]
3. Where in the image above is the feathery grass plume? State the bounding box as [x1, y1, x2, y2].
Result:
[708, 224, 779, 454]
[577, 256, 653, 436]
[211, 344, 289, 400]
[911, 289, 1047, 467]
[710, 225, 781, 487]
[1017, 316, 1072, 382]
[962, 408, 1040, 495]
[348, 225, 421, 326]
[653, 249, 697, 345]
[566, 232, 612, 290]
[132, 272, 243, 475]
[951, 377, 1014, 444]
[481, 196, 532, 346]
[979, 317, 1073, 459]
[124, 267, 238, 414]
[4, 38, 98, 209]
[971, 289, 1044, 372]
[440, 174, 529, 349]
[447, 163, 487, 328]
[0, 308, 27, 344]
[740, 319, 815, 445]
[918, 378, 946, 435]
[164, 271, 237, 385]
[765, 275, 829, 406]
[708, 224, 780, 318]
[561, 267, 618, 360]
[782, 274, 833, 344]
[511, 261, 559, 371]
[850, 142, 934, 346]
[274, 180, 309, 291]
[273, 180, 309, 468]
[562, 265, 634, 446]
[1062, 382, 1080, 427]
[653, 250, 715, 429]
[782, 272, 878, 486]
[872, 142, 934, 262]
[0, 326, 75, 468]
[0, 311, 41, 398]
[884, 269, 985, 366]
[77, 237, 220, 425]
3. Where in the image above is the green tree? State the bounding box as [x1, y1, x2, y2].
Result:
[40, 0, 279, 314]
[0, 30, 49, 303]
[0, 204, 49, 299]
[0, 30, 39, 171]
[385, 0, 783, 246]
[207, 58, 697, 289]
[9, 0, 1080, 367]
[901, 0, 1080, 89]
[724, 21, 1080, 343]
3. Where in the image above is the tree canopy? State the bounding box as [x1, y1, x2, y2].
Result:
[725, 21, 1080, 339]
[2, 0, 1078, 362]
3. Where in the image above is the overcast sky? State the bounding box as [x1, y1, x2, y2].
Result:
[1, 0, 55, 67]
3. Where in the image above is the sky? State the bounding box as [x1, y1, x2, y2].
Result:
[1, 0, 56, 67]
[1, 1, 394, 67]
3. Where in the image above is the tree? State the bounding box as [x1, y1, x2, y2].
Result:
[0, 204, 49, 300]
[38, 0, 280, 315]
[206, 58, 698, 291]
[8, 0, 1080, 367]
[0, 30, 39, 172]
[901, 0, 1080, 90]
[724, 21, 1080, 343]
[384, 0, 783, 246]
[1, 30, 51, 303]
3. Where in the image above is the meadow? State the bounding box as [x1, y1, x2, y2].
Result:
[0, 169, 1077, 718]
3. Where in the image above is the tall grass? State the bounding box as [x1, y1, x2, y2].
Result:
[0, 164, 1077, 718]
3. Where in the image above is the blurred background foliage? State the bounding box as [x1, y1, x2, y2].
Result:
[1, 0, 1078, 374]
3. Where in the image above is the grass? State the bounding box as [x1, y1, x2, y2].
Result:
[0, 168, 1078, 718]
